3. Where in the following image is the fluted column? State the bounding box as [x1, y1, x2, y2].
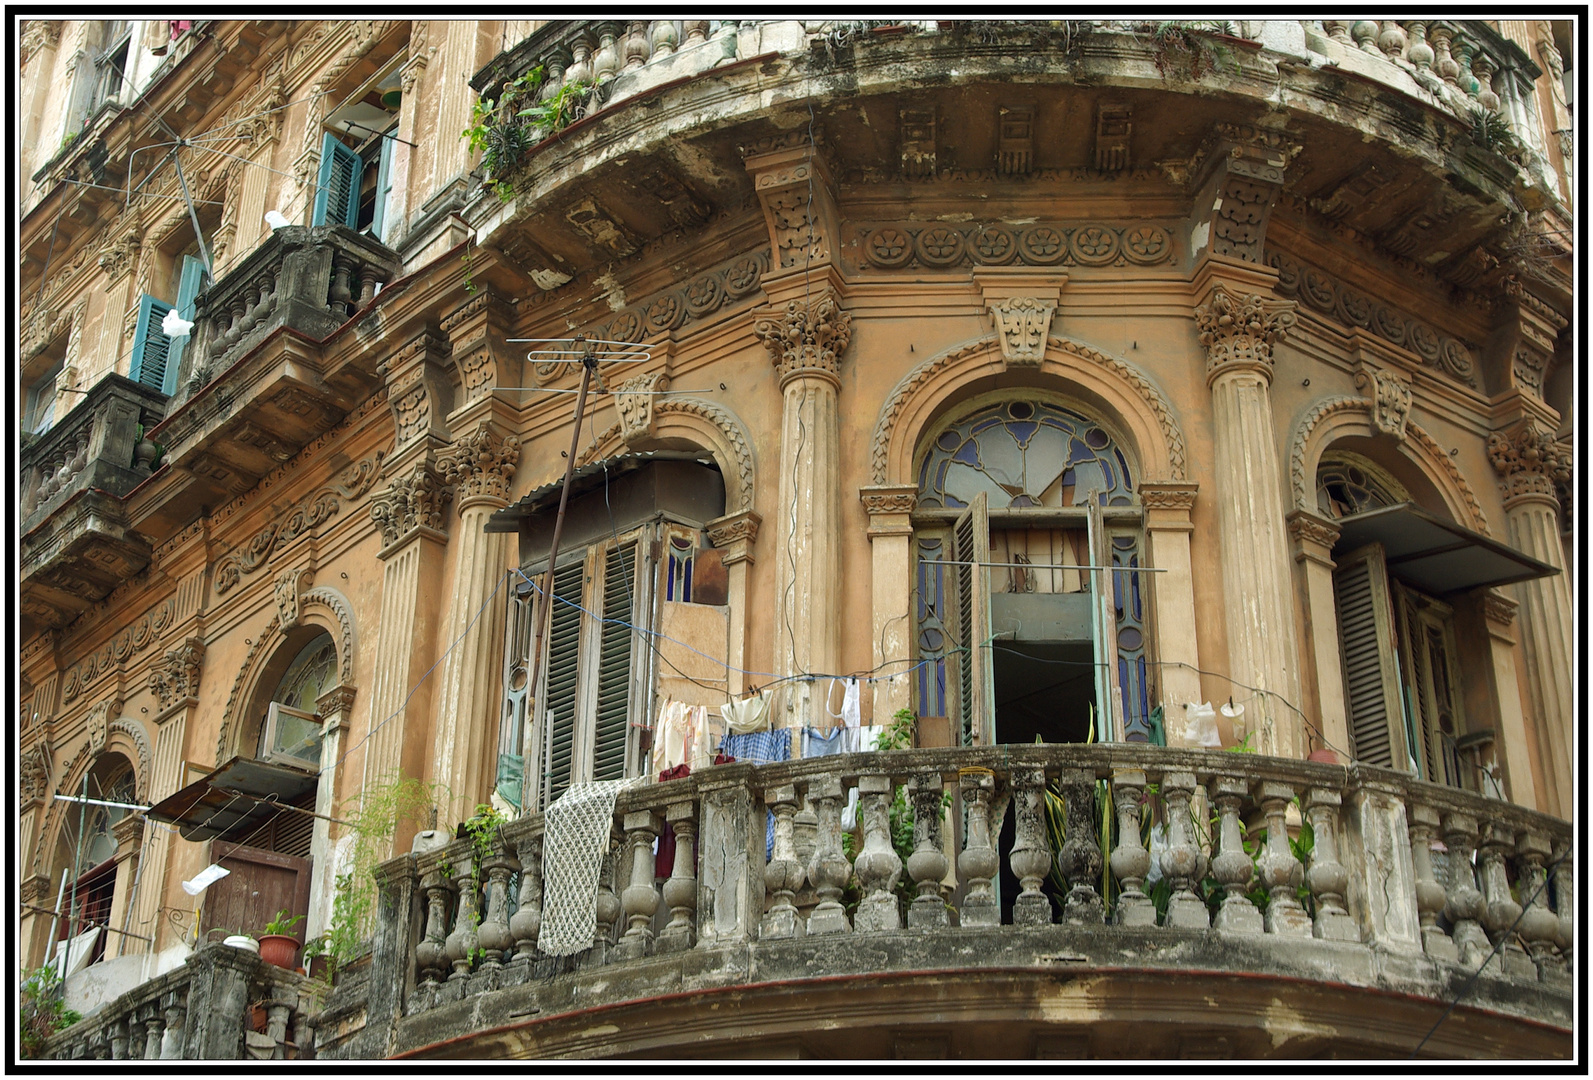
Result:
[1194, 280, 1306, 758]
[1287, 510, 1348, 755]
[1139, 484, 1203, 726]
[861, 486, 917, 724]
[133, 637, 206, 956]
[433, 424, 519, 825]
[1475, 591, 1537, 807]
[754, 290, 851, 730]
[1488, 419, 1573, 819]
[705, 511, 761, 697]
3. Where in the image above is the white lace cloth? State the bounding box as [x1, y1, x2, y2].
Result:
[537, 776, 642, 957]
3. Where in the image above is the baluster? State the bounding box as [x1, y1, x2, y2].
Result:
[1322, 20, 1352, 45]
[658, 801, 698, 952]
[507, 834, 543, 966]
[443, 855, 480, 987]
[1453, 35, 1480, 98]
[1159, 771, 1209, 928]
[237, 274, 263, 335]
[540, 44, 571, 101]
[327, 254, 354, 316]
[907, 772, 950, 928]
[1551, 846, 1573, 967]
[1407, 803, 1457, 959]
[622, 21, 650, 69]
[1441, 812, 1490, 966]
[617, 810, 662, 958]
[1009, 768, 1053, 925]
[142, 1011, 164, 1060]
[476, 844, 519, 971]
[585, 837, 623, 966]
[1377, 20, 1407, 62]
[222, 296, 247, 348]
[565, 32, 594, 87]
[1253, 781, 1311, 936]
[1057, 768, 1103, 923]
[160, 988, 186, 1059]
[650, 20, 680, 57]
[266, 1002, 290, 1059]
[1405, 22, 1434, 74]
[1208, 775, 1262, 933]
[1301, 787, 1357, 941]
[1478, 823, 1535, 979]
[1515, 832, 1567, 983]
[760, 786, 805, 939]
[1429, 24, 1459, 84]
[591, 22, 622, 83]
[414, 865, 453, 990]
[806, 776, 853, 934]
[357, 268, 378, 307]
[1109, 770, 1155, 927]
[682, 20, 710, 47]
[957, 769, 1002, 927]
[109, 1017, 129, 1059]
[1471, 50, 1501, 112]
[852, 774, 904, 932]
[1350, 20, 1380, 54]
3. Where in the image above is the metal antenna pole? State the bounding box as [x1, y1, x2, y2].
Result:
[171, 152, 214, 278]
[521, 337, 599, 815]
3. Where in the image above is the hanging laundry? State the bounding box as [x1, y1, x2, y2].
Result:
[826, 677, 862, 729]
[652, 700, 712, 775]
[538, 776, 644, 957]
[719, 727, 790, 765]
[802, 726, 846, 758]
[721, 690, 771, 734]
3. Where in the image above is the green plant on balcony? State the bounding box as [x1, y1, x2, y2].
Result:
[462, 65, 593, 202]
[1143, 21, 1239, 81]
[19, 965, 82, 1059]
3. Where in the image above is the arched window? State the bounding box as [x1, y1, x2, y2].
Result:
[259, 632, 337, 770]
[914, 399, 1151, 745]
[54, 757, 135, 971]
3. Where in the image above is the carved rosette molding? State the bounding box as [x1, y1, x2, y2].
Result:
[869, 335, 1188, 486]
[754, 291, 853, 386]
[615, 372, 670, 446]
[370, 458, 452, 549]
[438, 423, 520, 507]
[1195, 287, 1295, 381]
[859, 222, 1174, 270]
[705, 510, 762, 566]
[148, 638, 206, 711]
[1488, 421, 1570, 506]
[1268, 251, 1479, 389]
[1354, 368, 1412, 442]
[989, 298, 1056, 366]
[576, 397, 757, 515]
[62, 598, 176, 703]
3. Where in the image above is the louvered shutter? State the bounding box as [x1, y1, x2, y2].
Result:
[166, 255, 206, 392]
[949, 492, 993, 746]
[1331, 544, 1409, 770]
[312, 131, 362, 228]
[370, 134, 395, 242]
[500, 589, 536, 758]
[540, 560, 586, 807]
[592, 544, 636, 783]
[128, 294, 174, 392]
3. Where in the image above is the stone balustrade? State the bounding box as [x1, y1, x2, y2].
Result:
[181, 224, 400, 401]
[20, 374, 168, 527]
[349, 745, 1570, 1057]
[43, 943, 324, 1061]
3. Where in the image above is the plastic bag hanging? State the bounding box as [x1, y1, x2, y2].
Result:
[1181, 701, 1223, 748]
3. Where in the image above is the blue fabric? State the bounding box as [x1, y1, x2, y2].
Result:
[719, 729, 790, 859]
[802, 727, 846, 758]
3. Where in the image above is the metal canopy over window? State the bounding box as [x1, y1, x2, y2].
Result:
[1332, 502, 1558, 594]
[143, 756, 319, 842]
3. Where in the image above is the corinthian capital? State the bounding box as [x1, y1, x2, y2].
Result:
[437, 423, 520, 507]
[1488, 420, 1570, 506]
[754, 290, 852, 385]
[370, 458, 453, 549]
[148, 638, 206, 710]
[1195, 286, 1295, 382]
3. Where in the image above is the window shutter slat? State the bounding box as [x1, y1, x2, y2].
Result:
[129, 294, 174, 393]
[312, 132, 362, 228]
[543, 561, 585, 806]
[1332, 547, 1405, 770]
[371, 135, 395, 242]
[166, 255, 206, 393]
[592, 545, 635, 782]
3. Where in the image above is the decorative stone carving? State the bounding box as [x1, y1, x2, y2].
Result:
[437, 423, 520, 506]
[1286, 510, 1341, 550]
[1489, 420, 1570, 505]
[754, 291, 852, 385]
[84, 696, 124, 755]
[20, 20, 62, 67]
[577, 397, 757, 514]
[21, 745, 52, 805]
[860, 486, 917, 517]
[900, 105, 936, 180]
[97, 233, 142, 284]
[614, 372, 670, 446]
[273, 567, 314, 630]
[1094, 102, 1131, 171]
[988, 297, 1056, 366]
[1194, 286, 1295, 379]
[705, 509, 761, 567]
[998, 105, 1034, 175]
[858, 222, 1173, 269]
[148, 638, 205, 710]
[1199, 130, 1297, 264]
[370, 459, 452, 549]
[1139, 484, 1199, 512]
[62, 598, 174, 703]
[213, 452, 384, 594]
[1354, 368, 1412, 442]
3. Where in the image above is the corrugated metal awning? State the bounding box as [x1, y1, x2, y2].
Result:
[485, 450, 716, 532]
[1332, 502, 1558, 594]
[144, 756, 318, 842]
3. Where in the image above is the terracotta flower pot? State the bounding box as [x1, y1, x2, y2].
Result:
[258, 934, 301, 970]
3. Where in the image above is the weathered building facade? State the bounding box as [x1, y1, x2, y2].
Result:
[18, 19, 1574, 1060]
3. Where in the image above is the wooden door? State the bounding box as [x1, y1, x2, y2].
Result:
[198, 841, 311, 944]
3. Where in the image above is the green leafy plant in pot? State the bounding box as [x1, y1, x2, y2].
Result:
[258, 909, 306, 969]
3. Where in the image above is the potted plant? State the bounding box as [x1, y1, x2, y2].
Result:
[258, 909, 305, 970]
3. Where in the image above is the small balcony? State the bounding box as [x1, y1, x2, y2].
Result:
[20, 375, 168, 637]
[335, 746, 1570, 1059]
[41, 942, 324, 1061]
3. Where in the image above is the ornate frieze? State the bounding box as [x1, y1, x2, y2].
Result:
[1489, 421, 1570, 505]
[705, 510, 762, 566]
[858, 222, 1174, 270]
[213, 452, 385, 595]
[370, 458, 452, 549]
[437, 423, 520, 507]
[754, 291, 853, 385]
[61, 597, 175, 703]
[1139, 484, 1200, 513]
[615, 372, 670, 446]
[97, 232, 142, 284]
[148, 637, 205, 710]
[859, 486, 918, 516]
[988, 297, 1056, 366]
[1354, 368, 1412, 442]
[1194, 287, 1295, 380]
[1267, 251, 1478, 389]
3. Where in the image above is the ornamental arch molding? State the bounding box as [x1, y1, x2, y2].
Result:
[1289, 395, 1490, 536]
[215, 586, 358, 763]
[871, 334, 1188, 488]
[575, 396, 757, 515]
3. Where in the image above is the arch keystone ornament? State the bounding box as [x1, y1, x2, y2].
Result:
[1354, 368, 1412, 443]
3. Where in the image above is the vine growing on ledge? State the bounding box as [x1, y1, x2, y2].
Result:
[462, 64, 592, 202]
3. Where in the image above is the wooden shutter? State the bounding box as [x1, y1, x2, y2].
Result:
[540, 559, 586, 807]
[128, 294, 174, 392]
[500, 589, 535, 759]
[312, 131, 362, 228]
[370, 134, 395, 242]
[949, 492, 993, 746]
[1087, 502, 1126, 743]
[592, 544, 636, 783]
[1396, 586, 1466, 788]
[165, 255, 206, 391]
[1331, 544, 1410, 770]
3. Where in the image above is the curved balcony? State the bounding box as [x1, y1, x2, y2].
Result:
[326, 746, 1570, 1060]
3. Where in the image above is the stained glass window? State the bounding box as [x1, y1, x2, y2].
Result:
[1316, 452, 1409, 519]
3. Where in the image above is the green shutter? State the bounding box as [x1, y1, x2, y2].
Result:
[165, 255, 206, 394]
[312, 131, 362, 228]
[592, 545, 636, 783]
[129, 294, 175, 393]
[1332, 544, 1408, 770]
[370, 134, 395, 242]
[542, 560, 586, 806]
